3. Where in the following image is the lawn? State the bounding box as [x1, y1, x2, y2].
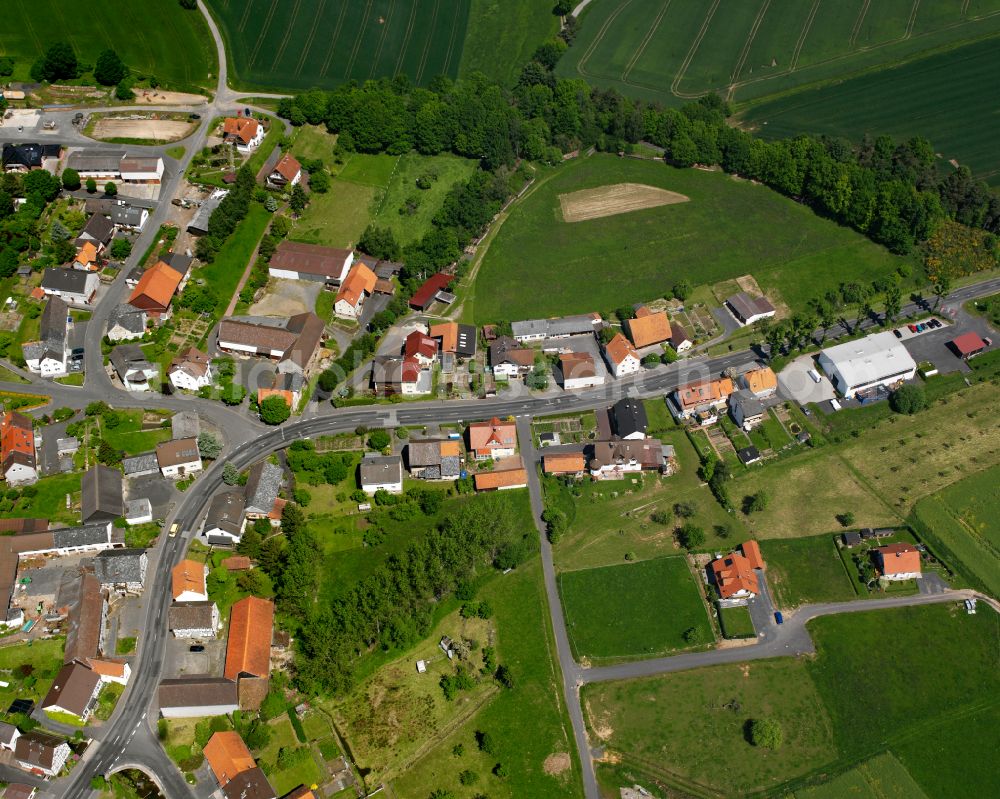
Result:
[460, 0, 559, 86]
[761, 535, 858, 607]
[559, 557, 711, 661]
[717, 604, 755, 639]
[290, 179, 375, 250]
[98, 410, 172, 455]
[741, 36, 1000, 185]
[0, 472, 81, 526]
[390, 560, 583, 799]
[582, 657, 836, 795]
[205, 0, 470, 92]
[0, 0, 215, 89]
[291, 125, 338, 164]
[472, 155, 909, 322]
[372, 152, 479, 245]
[256, 717, 325, 795]
[910, 463, 1000, 597]
[0, 638, 65, 711]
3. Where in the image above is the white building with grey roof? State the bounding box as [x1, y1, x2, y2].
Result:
[243, 461, 282, 520]
[360, 454, 403, 495]
[158, 677, 239, 718]
[22, 296, 70, 377]
[81, 464, 124, 524]
[106, 303, 147, 342]
[512, 313, 603, 342]
[203, 490, 246, 545]
[92, 548, 147, 594]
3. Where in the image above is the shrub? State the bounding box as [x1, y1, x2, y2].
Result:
[677, 523, 705, 550]
[748, 717, 783, 749]
[890, 384, 926, 415]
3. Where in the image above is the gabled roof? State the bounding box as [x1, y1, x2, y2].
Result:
[727, 292, 775, 320]
[158, 676, 237, 710]
[80, 464, 124, 523]
[0, 412, 34, 473]
[271, 153, 301, 182]
[489, 336, 533, 368]
[171, 560, 207, 599]
[612, 397, 648, 437]
[93, 548, 145, 585]
[128, 261, 182, 311]
[559, 351, 596, 379]
[169, 347, 211, 379]
[205, 490, 245, 537]
[474, 461, 528, 490]
[511, 313, 602, 339]
[409, 273, 454, 309]
[76, 214, 115, 245]
[156, 438, 201, 468]
[875, 543, 921, 575]
[204, 730, 257, 785]
[271, 241, 352, 280]
[670, 323, 692, 347]
[42, 661, 100, 716]
[14, 731, 66, 770]
[604, 332, 638, 366]
[741, 540, 764, 570]
[676, 377, 734, 410]
[335, 263, 377, 307]
[224, 596, 274, 680]
[244, 461, 282, 516]
[951, 331, 988, 356]
[223, 117, 261, 144]
[543, 453, 586, 474]
[63, 572, 104, 665]
[42, 268, 92, 294]
[742, 366, 777, 394]
[169, 601, 217, 631]
[158, 251, 193, 279]
[107, 303, 146, 334]
[222, 767, 276, 799]
[626, 308, 671, 348]
[467, 417, 517, 456]
[404, 331, 438, 360]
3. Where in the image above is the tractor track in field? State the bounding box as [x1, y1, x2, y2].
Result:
[577, 0, 636, 80]
[393, 0, 420, 78]
[850, 0, 872, 48]
[442, 0, 464, 76]
[319, 0, 351, 78]
[728, 0, 771, 96]
[790, 0, 822, 72]
[369, 0, 396, 79]
[270, 0, 304, 72]
[294, 0, 327, 76]
[414, 0, 441, 85]
[670, 0, 721, 98]
[622, 0, 671, 84]
[343, 0, 374, 79]
[247, 0, 280, 70]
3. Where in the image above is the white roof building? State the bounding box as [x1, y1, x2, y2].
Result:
[817, 331, 917, 398]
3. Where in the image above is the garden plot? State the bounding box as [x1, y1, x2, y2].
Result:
[559, 183, 689, 223]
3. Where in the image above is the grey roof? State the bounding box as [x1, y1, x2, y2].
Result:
[243, 461, 282, 516]
[159, 251, 193, 278]
[75, 214, 114, 246]
[110, 205, 146, 227]
[168, 601, 216, 631]
[440, 456, 460, 478]
[2, 143, 51, 169]
[737, 445, 761, 464]
[92, 548, 145, 584]
[187, 194, 224, 235]
[122, 452, 158, 475]
[205, 490, 245, 536]
[0, 720, 19, 745]
[51, 523, 112, 550]
[42, 268, 91, 293]
[125, 498, 152, 519]
[81, 465, 124, 523]
[612, 397, 648, 438]
[110, 343, 155, 378]
[107, 303, 146, 334]
[730, 389, 765, 418]
[157, 676, 237, 709]
[360, 454, 402, 487]
[66, 150, 125, 172]
[38, 296, 69, 346]
[221, 767, 275, 799]
[85, 196, 155, 215]
[455, 324, 477, 357]
[727, 292, 775, 321]
[489, 336, 533, 368]
[171, 411, 200, 441]
[512, 314, 601, 339]
[407, 440, 444, 468]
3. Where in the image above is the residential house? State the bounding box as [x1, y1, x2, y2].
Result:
[738, 366, 778, 398]
[359, 454, 403, 495]
[370, 356, 426, 396]
[85, 197, 151, 231]
[61, 572, 107, 666]
[709, 542, 764, 599]
[217, 313, 324, 377]
[611, 397, 648, 440]
[204, 730, 257, 786]
[874, 543, 922, 581]
[543, 453, 586, 476]
[105, 303, 146, 342]
[474, 458, 528, 491]
[169, 602, 221, 639]
[467, 417, 517, 460]
[74, 214, 114, 252]
[222, 117, 264, 152]
[22, 296, 70, 377]
[124, 498, 152, 525]
[429, 322, 476, 358]
[587, 438, 665, 479]
[333, 262, 377, 320]
[489, 336, 534, 380]
[4, 784, 36, 799]
[950, 332, 989, 360]
[14, 731, 71, 777]
[408, 273, 455, 311]
[0, 412, 37, 485]
[157, 252, 194, 291]
[222, 768, 276, 799]
[86, 658, 131, 686]
[726, 292, 776, 326]
[93, 548, 147, 594]
[818, 332, 918, 399]
[2, 143, 60, 172]
[406, 439, 461, 480]
[110, 344, 159, 392]
[268, 241, 353, 284]
[603, 333, 641, 378]
[243, 461, 284, 522]
[672, 377, 735, 421]
[156, 438, 203, 479]
[168, 347, 213, 392]
[72, 242, 99, 272]
[41, 662, 102, 721]
[80, 464, 124, 523]
[157, 677, 239, 718]
[404, 331, 438, 366]
[670, 323, 693, 353]
[171, 559, 208, 602]
[512, 313, 602, 342]
[127, 261, 182, 318]
[203, 490, 246, 545]
[267, 153, 301, 189]
[41, 268, 98, 306]
[729, 390, 765, 431]
[624, 307, 671, 349]
[257, 371, 303, 411]
[119, 156, 164, 184]
[559, 352, 604, 389]
[224, 596, 274, 710]
[0, 722, 21, 752]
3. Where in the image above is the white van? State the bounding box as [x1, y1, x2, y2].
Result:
[807, 368, 822, 384]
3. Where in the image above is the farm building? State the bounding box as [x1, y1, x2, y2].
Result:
[158, 677, 239, 718]
[268, 241, 353, 284]
[217, 312, 324, 376]
[726, 292, 776, 326]
[818, 332, 917, 398]
[168, 601, 220, 639]
[625, 307, 671, 349]
[543, 453, 586, 476]
[224, 596, 274, 710]
[409, 273, 455, 311]
[81, 465, 124, 523]
[406, 439, 461, 480]
[558, 352, 604, 389]
[512, 313, 602, 342]
[949, 332, 988, 360]
[474, 459, 528, 491]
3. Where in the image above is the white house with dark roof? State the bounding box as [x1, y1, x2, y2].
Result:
[22, 297, 70, 377]
[14, 731, 71, 777]
[105, 303, 147, 342]
[158, 676, 239, 718]
[169, 601, 220, 639]
[360, 454, 403, 495]
[156, 438, 203, 478]
[243, 461, 283, 521]
[203, 490, 246, 545]
[41, 268, 98, 306]
[93, 548, 147, 594]
[0, 720, 21, 751]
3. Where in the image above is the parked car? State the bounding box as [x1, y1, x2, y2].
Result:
[930, 319, 942, 328]
[774, 611, 784, 624]
[893, 329, 903, 338]
[908, 324, 918, 332]
[189, 645, 205, 652]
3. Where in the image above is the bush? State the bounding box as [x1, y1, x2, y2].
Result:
[475, 730, 496, 755]
[890, 384, 926, 415]
[367, 429, 391, 450]
[110, 238, 132, 259]
[677, 523, 705, 550]
[748, 717, 783, 749]
[61, 168, 80, 191]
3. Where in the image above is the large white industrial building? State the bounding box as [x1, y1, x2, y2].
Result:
[817, 331, 917, 398]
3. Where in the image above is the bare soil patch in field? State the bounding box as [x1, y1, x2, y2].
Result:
[558, 182, 688, 223]
[91, 118, 195, 142]
[544, 752, 571, 775]
[132, 90, 207, 105]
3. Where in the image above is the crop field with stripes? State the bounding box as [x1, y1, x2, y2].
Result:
[205, 0, 470, 92]
[557, 0, 1000, 105]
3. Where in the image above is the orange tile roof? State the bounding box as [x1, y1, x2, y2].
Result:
[0, 412, 34, 464]
[257, 387, 294, 408]
[87, 659, 127, 679]
[171, 559, 206, 599]
[467, 417, 517, 458]
[272, 153, 301, 182]
[429, 322, 458, 353]
[559, 352, 596, 378]
[709, 552, 759, 599]
[876, 543, 922, 576]
[604, 332, 638, 366]
[204, 731, 256, 785]
[74, 242, 98, 268]
[30, 287, 45, 300]
[223, 117, 260, 144]
[475, 467, 528, 491]
[440, 440, 461, 457]
[224, 596, 274, 681]
[335, 263, 377, 308]
[626, 309, 671, 348]
[741, 540, 764, 570]
[677, 377, 734, 410]
[221, 556, 252, 571]
[543, 453, 586, 474]
[128, 261, 182, 311]
[743, 367, 777, 394]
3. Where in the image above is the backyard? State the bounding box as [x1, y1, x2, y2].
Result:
[761, 535, 858, 607]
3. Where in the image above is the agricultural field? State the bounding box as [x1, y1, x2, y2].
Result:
[0, 0, 215, 89]
[792, 752, 929, 799]
[761, 534, 859, 607]
[741, 36, 1000, 185]
[559, 557, 711, 661]
[459, 0, 559, 85]
[204, 0, 471, 92]
[911, 463, 1000, 596]
[471, 155, 909, 323]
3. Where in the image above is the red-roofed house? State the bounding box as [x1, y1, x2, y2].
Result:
[404, 331, 438, 366]
[267, 154, 301, 189]
[874, 543, 921, 581]
[222, 117, 264, 153]
[409, 273, 454, 311]
[949, 332, 989, 360]
[0, 412, 37, 485]
[467, 417, 517, 460]
[709, 541, 765, 599]
[333, 263, 377, 320]
[603, 333, 641, 378]
[225, 596, 274, 710]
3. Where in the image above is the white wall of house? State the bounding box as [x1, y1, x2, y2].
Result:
[0, 727, 20, 751]
[26, 354, 68, 377]
[563, 374, 604, 390]
[18, 742, 70, 776]
[4, 462, 37, 485]
[160, 702, 239, 719]
[107, 324, 145, 342]
[169, 365, 212, 392]
[361, 478, 403, 495]
[334, 297, 362, 319]
[161, 460, 203, 479]
[268, 267, 300, 281]
[609, 354, 641, 378]
[492, 363, 528, 380]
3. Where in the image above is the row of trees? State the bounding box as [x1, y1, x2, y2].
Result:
[31, 41, 129, 91]
[195, 166, 256, 262]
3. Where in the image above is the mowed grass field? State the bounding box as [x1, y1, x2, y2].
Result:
[761, 534, 857, 607]
[741, 36, 1000, 185]
[559, 557, 711, 661]
[471, 155, 908, 323]
[0, 0, 215, 88]
[204, 0, 470, 91]
[585, 604, 999, 798]
[559, 0, 1000, 105]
